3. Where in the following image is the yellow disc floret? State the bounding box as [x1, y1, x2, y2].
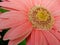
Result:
[36, 11, 49, 21]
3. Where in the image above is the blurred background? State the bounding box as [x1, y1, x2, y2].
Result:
[0, 0, 26, 45]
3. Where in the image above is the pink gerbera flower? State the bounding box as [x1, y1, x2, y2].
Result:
[0, 0, 60, 45]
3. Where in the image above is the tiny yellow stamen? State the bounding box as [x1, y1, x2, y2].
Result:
[36, 11, 49, 21]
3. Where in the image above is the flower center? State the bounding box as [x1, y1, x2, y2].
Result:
[29, 6, 54, 30]
[36, 10, 49, 21]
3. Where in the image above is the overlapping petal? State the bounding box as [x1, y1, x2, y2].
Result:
[53, 16, 60, 31]
[42, 30, 60, 45]
[26, 30, 60, 45]
[50, 29, 60, 41]
[3, 21, 32, 40]
[26, 30, 48, 45]
[0, 11, 28, 29]
[0, 0, 60, 45]
[41, 0, 60, 16]
[8, 31, 31, 45]
[0, 2, 28, 11]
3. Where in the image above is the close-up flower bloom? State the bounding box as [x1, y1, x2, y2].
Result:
[0, 0, 60, 45]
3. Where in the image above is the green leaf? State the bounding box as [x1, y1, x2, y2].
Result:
[18, 39, 26, 45]
[0, 8, 8, 13]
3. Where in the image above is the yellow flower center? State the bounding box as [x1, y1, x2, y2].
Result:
[36, 11, 49, 21]
[29, 6, 54, 30]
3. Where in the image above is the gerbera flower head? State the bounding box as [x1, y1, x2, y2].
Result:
[28, 6, 54, 30]
[0, 0, 60, 45]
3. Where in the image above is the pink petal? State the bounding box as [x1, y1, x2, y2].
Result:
[41, 0, 60, 16]
[32, 0, 41, 6]
[2, 0, 34, 9]
[50, 29, 60, 41]
[48, 0, 60, 16]
[47, 0, 60, 11]
[8, 0, 33, 7]
[38, 31, 49, 45]
[0, 2, 28, 11]
[54, 16, 60, 31]
[41, 0, 53, 10]
[27, 29, 48, 45]
[8, 31, 31, 45]
[51, 7, 60, 17]
[41, 0, 56, 8]
[3, 21, 32, 40]
[42, 30, 60, 45]
[0, 11, 27, 19]
[9, 0, 34, 11]
[0, 11, 27, 29]
[26, 30, 35, 45]
[0, 29, 2, 32]
[34, 30, 41, 45]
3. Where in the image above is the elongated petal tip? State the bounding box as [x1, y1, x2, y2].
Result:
[3, 34, 9, 40]
[3, 37, 8, 40]
[0, 29, 2, 32]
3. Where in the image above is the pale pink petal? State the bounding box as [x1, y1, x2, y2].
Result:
[53, 16, 60, 31]
[41, 0, 53, 9]
[51, 8, 60, 17]
[2, 0, 33, 9]
[51, 5, 60, 17]
[42, 30, 60, 45]
[0, 29, 2, 32]
[26, 30, 49, 45]
[38, 31, 49, 45]
[47, 0, 60, 11]
[1, 7, 18, 11]
[19, 0, 34, 11]
[50, 29, 60, 41]
[41, 0, 56, 8]
[54, 15, 60, 21]
[0, 11, 27, 29]
[48, 0, 60, 16]
[8, 0, 34, 11]
[8, 0, 33, 7]
[0, 11, 27, 19]
[26, 30, 35, 45]
[32, 0, 41, 6]
[8, 31, 31, 45]
[0, 0, 34, 12]
[3, 21, 32, 40]
[34, 30, 41, 45]
[41, 0, 60, 16]
[0, 2, 28, 11]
